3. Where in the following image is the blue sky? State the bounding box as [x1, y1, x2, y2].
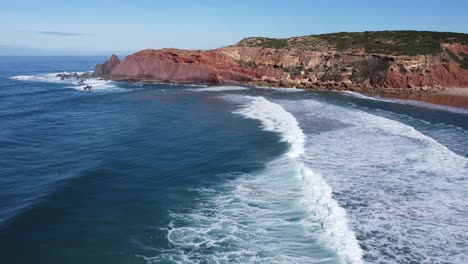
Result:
[2, 0, 468, 55]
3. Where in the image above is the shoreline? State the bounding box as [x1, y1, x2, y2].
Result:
[378, 88, 468, 109]
[245, 80, 468, 109]
[248, 81, 468, 109]
[60, 72, 468, 109]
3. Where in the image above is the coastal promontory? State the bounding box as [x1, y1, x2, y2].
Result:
[94, 31, 468, 94]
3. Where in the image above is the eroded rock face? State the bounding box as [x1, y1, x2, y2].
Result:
[107, 49, 281, 84]
[385, 62, 468, 89]
[94, 54, 121, 76]
[94, 42, 468, 93]
[219, 44, 468, 92]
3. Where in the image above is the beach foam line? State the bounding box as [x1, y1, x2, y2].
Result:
[189, 86, 248, 92]
[233, 95, 364, 264]
[253, 86, 305, 93]
[342, 91, 468, 115]
[252, 86, 305, 92]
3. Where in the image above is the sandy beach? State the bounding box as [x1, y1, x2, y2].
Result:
[381, 88, 468, 109]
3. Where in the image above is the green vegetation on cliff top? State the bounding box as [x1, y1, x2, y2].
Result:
[237, 31, 468, 56]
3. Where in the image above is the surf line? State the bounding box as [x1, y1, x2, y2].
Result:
[234, 95, 364, 264]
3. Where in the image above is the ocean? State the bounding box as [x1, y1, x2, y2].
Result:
[0, 56, 467, 264]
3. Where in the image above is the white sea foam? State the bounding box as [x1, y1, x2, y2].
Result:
[10, 72, 88, 83]
[10, 72, 123, 92]
[234, 96, 363, 264]
[183, 83, 210, 88]
[279, 99, 468, 263]
[190, 86, 248, 92]
[342, 91, 468, 115]
[341, 91, 383, 101]
[145, 95, 363, 263]
[148, 160, 352, 263]
[234, 96, 305, 158]
[253, 86, 305, 92]
[139, 91, 467, 263]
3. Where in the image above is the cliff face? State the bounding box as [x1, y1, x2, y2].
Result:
[108, 49, 278, 84]
[218, 43, 468, 92]
[95, 31, 468, 93]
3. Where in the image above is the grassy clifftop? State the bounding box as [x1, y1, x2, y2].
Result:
[236, 31, 468, 56]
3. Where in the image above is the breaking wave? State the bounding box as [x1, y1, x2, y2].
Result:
[280, 99, 468, 263]
[145, 96, 363, 264]
[10, 72, 123, 92]
[234, 96, 363, 263]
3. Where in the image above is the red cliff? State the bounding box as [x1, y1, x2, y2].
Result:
[108, 49, 281, 84]
[95, 31, 468, 94]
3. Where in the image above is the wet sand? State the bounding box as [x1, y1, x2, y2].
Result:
[381, 88, 468, 109]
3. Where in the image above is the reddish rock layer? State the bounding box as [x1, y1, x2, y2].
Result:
[385, 63, 468, 89]
[108, 49, 282, 84]
[95, 43, 468, 94]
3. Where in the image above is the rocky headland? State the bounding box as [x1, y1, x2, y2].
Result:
[92, 31, 468, 104]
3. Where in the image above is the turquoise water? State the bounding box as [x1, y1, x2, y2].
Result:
[0, 57, 467, 263]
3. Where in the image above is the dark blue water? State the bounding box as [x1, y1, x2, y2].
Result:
[0, 56, 467, 264]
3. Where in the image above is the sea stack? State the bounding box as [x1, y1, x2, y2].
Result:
[93, 54, 121, 76]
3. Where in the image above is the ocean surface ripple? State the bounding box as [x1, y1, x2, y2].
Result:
[1, 56, 467, 264]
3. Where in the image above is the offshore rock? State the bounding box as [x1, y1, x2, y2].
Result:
[94, 54, 121, 76]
